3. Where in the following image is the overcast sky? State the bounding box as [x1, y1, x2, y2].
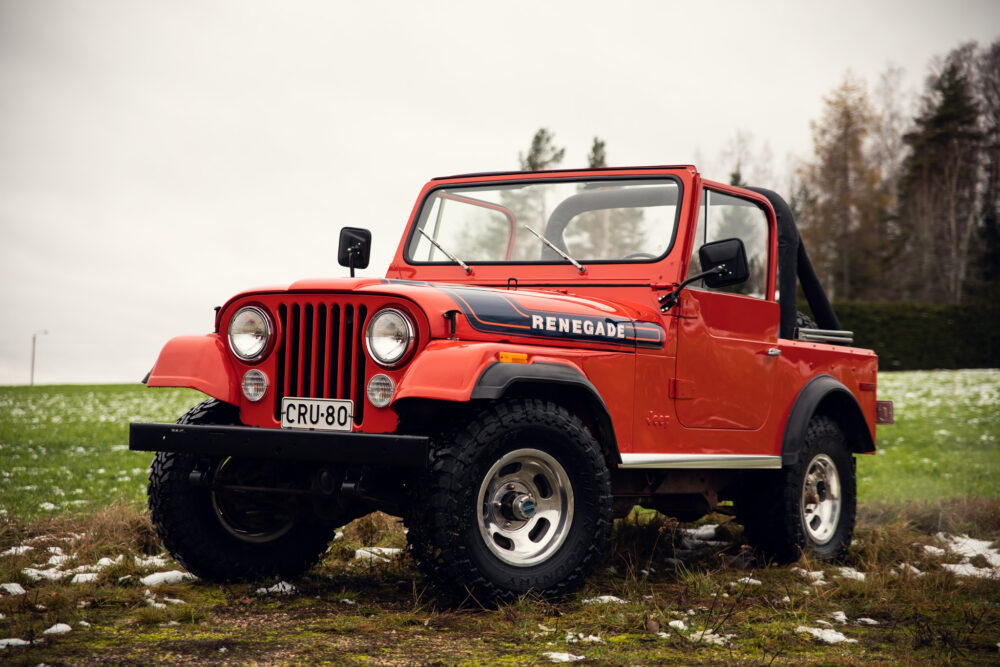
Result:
[2, 0, 998, 385]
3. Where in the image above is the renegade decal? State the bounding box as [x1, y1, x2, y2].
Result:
[438, 286, 664, 349]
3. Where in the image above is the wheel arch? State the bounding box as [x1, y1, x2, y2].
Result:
[782, 374, 875, 466]
[470, 361, 622, 466]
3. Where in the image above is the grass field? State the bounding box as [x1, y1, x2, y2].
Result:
[0, 370, 998, 665]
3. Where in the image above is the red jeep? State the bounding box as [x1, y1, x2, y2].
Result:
[130, 166, 892, 601]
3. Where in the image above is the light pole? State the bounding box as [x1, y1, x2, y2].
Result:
[30, 330, 48, 387]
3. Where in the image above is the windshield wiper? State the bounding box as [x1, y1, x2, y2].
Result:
[417, 228, 472, 274]
[521, 225, 585, 273]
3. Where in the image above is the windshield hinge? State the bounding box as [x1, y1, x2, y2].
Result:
[507, 277, 518, 291]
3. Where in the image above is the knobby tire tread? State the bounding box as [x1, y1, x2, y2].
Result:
[147, 399, 334, 582]
[406, 399, 612, 603]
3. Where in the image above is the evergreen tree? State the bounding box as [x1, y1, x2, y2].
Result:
[973, 40, 1000, 297]
[519, 128, 566, 171]
[587, 137, 607, 168]
[898, 46, 983, 304]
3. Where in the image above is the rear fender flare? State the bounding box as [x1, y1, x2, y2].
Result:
[471, 361, 621, 465]
[146, 334, 239, 405]
[782, 374, 875, 466]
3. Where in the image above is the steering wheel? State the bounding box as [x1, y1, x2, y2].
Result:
[623, 252, 657, 260]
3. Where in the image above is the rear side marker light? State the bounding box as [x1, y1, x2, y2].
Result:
[876, 401, 894, 425]
[498, 352, 529, 364]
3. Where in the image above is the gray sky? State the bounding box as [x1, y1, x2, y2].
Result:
[2, 0, 998, 385]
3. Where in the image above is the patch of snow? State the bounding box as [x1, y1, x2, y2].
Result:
[790, 567, 826, 582]
[935, 533, 1000, 579]
[732, 577, 761, 586]
[894, 563, 924, 577]
[140, 570, 195, 586]
[22, 567, 65, 582]
[941, 562, 997, 579]
[340, 598, 356, 605]
[1, 583, 26, 595]
[38, 502, 57, 511]
[42, 623, 72, 635]
[857, 617, 879, 626]
[163, 597, 185, 605]
[0, 546, 32, 557]
[940, 533, 1000, 566]
[78, 621, 90, 628]
[835, 567, 865, 582]
[796, 626, 858, 644]
[255, 581, 296, 595]
[684, 524, 719, 540]
[923, 545, 946, 558]
[71, 573, 98, 584]
[691, 629, 734, 646]
[134, 555, 169, 568]
[829, 611, 848, 623]
[816, 620, 834, 627]
[582, 595, 626, 605]
[353, 547, 401, 563]
[668, 620, 687, 631]
[95, 556, 123, 569]
[565, 632, 603, 644]
[0, 638, 32, 648]
[542, 652, 585, 663]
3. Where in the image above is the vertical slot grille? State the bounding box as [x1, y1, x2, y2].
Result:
[274, 300, 368, 425]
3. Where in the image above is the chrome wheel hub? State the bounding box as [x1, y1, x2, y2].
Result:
[477, 448, 574, 567]
[801, 453, 841, 544]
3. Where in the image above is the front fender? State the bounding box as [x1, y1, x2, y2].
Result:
[146, 334, 239, 405]
[394, 340, 508, 402]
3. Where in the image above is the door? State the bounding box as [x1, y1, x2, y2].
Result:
[672, 189, 779, 430]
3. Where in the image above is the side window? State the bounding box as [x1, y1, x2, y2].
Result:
[687, 190, 770, 299]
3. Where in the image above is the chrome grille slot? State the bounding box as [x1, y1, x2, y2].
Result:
[274, 300, 368, 425]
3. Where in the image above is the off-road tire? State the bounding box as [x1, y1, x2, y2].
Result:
[739, 415, 856, 563]
[147, 399, 335, 582]
[406, 399, 612, 603]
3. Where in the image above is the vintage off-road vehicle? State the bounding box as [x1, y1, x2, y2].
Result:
[130, 165, 893, 601]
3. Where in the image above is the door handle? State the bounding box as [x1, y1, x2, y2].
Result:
[767, 348, 781, 357]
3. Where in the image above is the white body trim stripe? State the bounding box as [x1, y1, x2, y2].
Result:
[618, 454, 782, 469]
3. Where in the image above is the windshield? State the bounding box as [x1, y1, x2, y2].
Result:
[405, 178, 681, 265]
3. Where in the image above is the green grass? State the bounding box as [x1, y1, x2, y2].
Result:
[0, 385, 203, 520]
[860, 369, 1000, 500]
[0, 371, 998, 665]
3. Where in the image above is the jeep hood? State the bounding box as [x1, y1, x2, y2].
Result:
[221, 278, 664, 350]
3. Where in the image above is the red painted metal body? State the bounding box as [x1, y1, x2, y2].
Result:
[145, 166, 879, 464]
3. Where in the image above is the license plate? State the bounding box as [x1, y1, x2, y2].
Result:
[281, 398, 353, 431]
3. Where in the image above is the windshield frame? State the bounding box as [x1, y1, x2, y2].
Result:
[402, 175, 684, 268]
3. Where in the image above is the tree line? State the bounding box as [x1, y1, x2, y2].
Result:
[515, 38, 999, 305]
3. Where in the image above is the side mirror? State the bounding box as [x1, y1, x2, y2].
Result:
[338, 227, 371, 277]
[699, 238, 749, 288]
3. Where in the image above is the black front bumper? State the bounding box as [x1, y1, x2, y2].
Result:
[129, 423, 429, 469]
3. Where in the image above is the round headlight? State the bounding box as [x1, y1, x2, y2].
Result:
[365, 308, 414, 366]
[229, 306, 271, 361]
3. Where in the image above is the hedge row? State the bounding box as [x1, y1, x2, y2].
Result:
[811, 301, 1000, 371]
